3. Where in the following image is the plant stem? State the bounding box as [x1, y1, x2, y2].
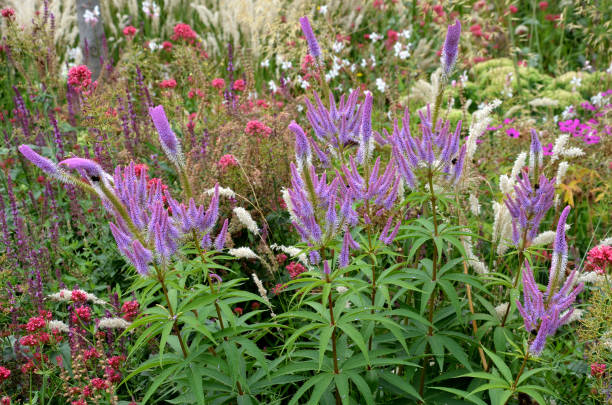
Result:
[505, 352, 530, 405]
[325, 273, 342, 405]
[419, 170, 440, 398]
[155, 265, 188, 358]
[500, 228, 528, 327]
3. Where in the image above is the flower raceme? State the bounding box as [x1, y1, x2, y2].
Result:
[516, 206, 584, 355]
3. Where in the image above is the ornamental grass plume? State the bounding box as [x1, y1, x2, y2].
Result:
[516, 206, 584, 355]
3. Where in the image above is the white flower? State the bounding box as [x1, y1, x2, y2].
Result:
[297, 104, 304, 112]
[270, 244, 310, 268]
[47, 289, 106, 305]
[67, 47, 82, 62]
[319, 5, 328, 15]
[599, 237, 612, 247]
[495, 303, 509, 320]
[148, 41, 161, 51]
[460, 71, 468, 84]
[556, 161, 569, 185]
[561, 105, 575, 119]
[233, 207, 259, 235]
[98, 318, 131, 330]
[332, 41, 344, 53]
[268, 80, 278, 93]
[142, 1, 160, 18]
[360, 58, 367, 68]
[47, 320, 69, 333]
[532, 231, 556, 246]
[590, 93, 603, 106]
[228, 247, 259, 259]
[375, 78, 386, 92]
[570, 76, 582, 87]
[510, 152, 527, 180]
[369, 32, 383, 42]
[205, 186, 236, 199]
[400, 29, 412, 39]
[562, 147, 584, 158]
[281, 60, 292, 70]
[551, 134, 569, 162]
[297, 75, 310, 89]
[468, 194, 481, 216]
[83, 6, 99, 25]
[260, 59, 269, 68]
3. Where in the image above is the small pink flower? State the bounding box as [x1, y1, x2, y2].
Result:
[123, 26, 137, 37]
[539, 1, 548, 10]
[509, 5, 518, 13]
[276, 254, 287, 264]
[67, 65, 92, 92]
[506, 128, 520, 138]
[91, 377, 109, 390]
[75, 306, 91, 322]
[162, 41, 173, 51]
[218, 154, 238, 169]
[25, 316, 46, 332]
[542, 143, 553, 155]
[286, 262, 306, 279]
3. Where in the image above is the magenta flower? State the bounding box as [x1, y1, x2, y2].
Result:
[506, 128, 520, 138]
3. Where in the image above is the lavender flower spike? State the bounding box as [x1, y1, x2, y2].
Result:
[442, 19, 461, 76]
[529, 129, 543, 172]
[299, 16, 321, 59]
[546, 205, 570, 296]
[18, 145, 64, 180]
[59, 157, 109, 185]
[289, 121, 312, 170]
[149, 105, 182, 165]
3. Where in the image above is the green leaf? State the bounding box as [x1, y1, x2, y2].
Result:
[288, 373, 333, 405]
[379, 371, 421, 400]
[188, 365, 205, 405]
[334, 373, 350, 405]
[431, 387, 488, 405]
[516, 386, 547, 405]
[337, 322, 370, 365]
[347, 372, 374, 405]
[482, 347, 513, 384]
[318, 326, 335, 370]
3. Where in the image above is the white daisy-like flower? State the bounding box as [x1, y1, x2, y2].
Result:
[260, 59, 270, 68]
[332, 41, 344, 53]
[375, 78, 386, 92]
[369, 32, 383, 42]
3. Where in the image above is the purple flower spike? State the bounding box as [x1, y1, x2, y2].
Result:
[210, 273, 223, 283]
[546, 206, 570, 296]
[516, 260, 583, 355]
[149, 105, 182, 165]
[357, 92, 374, 163]
[289, 121, 312, 170]
[59, 157, 106, 180]
[214, 219, 229, 250]
[299, 16, 321, 59]
[131, 240, 152, 275]
[18, 145, 63, 179]
[442, 19, 461, 76]
[529, 129, 543, 171]
[323, 260, 331, 275]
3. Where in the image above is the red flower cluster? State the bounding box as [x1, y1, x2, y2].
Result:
[591, 363, 606, 377]
[585, 245, 612, 274]
[67, 65, 92, 92]
[276, 253, 287, 264]
[74, 306, 91, 323]
[1, 8, 15, 18]
[25, 316, 46, 332]
[91, 377, 108, 390]
[0, 366, 10, 381]
[123, 26, 137, 37]
[83, 348, 100, 361]
[172, 23, 197, 41]
[245, 120, 272, 137]
[286, 262, 306, 279]
[211, 78, 225, 90]
[233, 79, 246, 92]
[271, 283, 286, 295]
[162, 41, 173, 51]
[159, 79, 177, 89]
[71, 290, 88, 302]
[121, 300, 140, 321]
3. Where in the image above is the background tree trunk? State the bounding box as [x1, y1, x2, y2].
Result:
[76, 0, 105, 79]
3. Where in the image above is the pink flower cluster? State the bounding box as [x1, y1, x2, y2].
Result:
[591, 363, 606, 377]
[0, 366, 10, 381]
[245, 120, 272, 137]
[123, 26, 137, 37]
[286, 262, 306, 279]
[218, 154, 238, 169]
[172, 23, 197, 41]
[67, 65, 92, 92]
[585, 245, 612, 274]
[211, 78, 225, 90]
[159, 79, 177, 89]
